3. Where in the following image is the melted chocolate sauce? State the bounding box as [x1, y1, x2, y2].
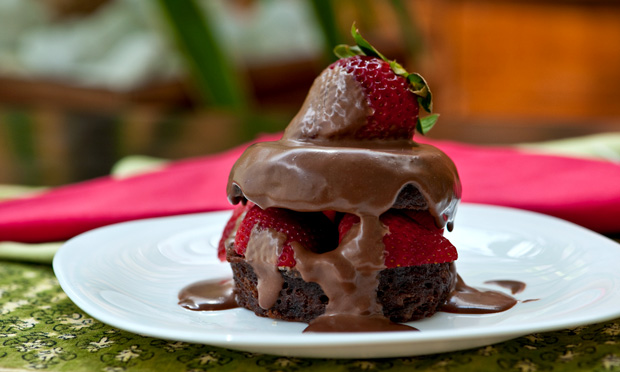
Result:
[304, 314, 417, 333]
[245, 228, 286, 309]
[178, 279, 238, 311]
[178, 273, 525, 328]
[440, 275, 518, 314]
[292, 216, 387, 330]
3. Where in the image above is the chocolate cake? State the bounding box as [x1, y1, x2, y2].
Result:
[217, 26, 462, 332]
[228, 251, 455, 324]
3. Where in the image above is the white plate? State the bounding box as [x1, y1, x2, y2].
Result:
[53, 204, 620, 359]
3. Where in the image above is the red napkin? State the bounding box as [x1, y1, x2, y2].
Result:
[0, 134, 619, 243]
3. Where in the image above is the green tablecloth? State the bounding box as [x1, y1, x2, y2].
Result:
[1, 261, 619, 371]
[2, 134, 620, 371]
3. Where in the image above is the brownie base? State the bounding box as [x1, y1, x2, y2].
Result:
[230, 259, 455, 323]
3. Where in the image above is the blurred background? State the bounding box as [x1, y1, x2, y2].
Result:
[0, 0, 619, 187]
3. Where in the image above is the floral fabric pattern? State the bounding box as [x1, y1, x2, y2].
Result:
[1, 261, 619, 372]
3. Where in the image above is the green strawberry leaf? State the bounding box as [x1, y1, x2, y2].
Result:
[416, 114, 439, 135]
[415, 88, 432, 114]
[351, 24, 386, 60]
[389, 60, 408, 77]
[407, 73, 433, 113]
[333, 44, 364, 59]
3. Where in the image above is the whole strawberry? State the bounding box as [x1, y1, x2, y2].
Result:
[338, 210, 457, 268]
[284, 25, 438, 142]
[332, 55, 420, 140]
[234, 205, 338, 267]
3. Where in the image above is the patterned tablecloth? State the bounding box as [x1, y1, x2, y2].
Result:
[1, 260, 619, 372]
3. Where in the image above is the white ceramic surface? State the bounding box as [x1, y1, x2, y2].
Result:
[53, 204, 620, 358]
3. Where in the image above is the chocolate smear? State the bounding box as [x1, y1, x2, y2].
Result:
[178, 279, 238, 311]
[441, 275, 518, 314]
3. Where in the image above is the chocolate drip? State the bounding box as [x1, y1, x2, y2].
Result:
[293, 215, 392, 331]
[245, 227, 287, 309]
[441, 275, 518, 314]
[304, 314, 417, 333]
[178, 279, 238, 311]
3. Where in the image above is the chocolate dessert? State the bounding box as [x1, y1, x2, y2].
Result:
[216, 26, 465, 332]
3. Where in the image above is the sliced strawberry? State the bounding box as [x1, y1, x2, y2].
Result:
[402, 209, 443, 232]
[217, 202, 254, 261]
[338, 210, 457, 268]
[234, 205, 338, 267]
[322, 210, 337, 223]
[331, 55, 420, 140]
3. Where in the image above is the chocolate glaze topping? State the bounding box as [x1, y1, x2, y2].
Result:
[227, 140, 461, 230]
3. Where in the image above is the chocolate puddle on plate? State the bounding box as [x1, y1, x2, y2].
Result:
[178, 279, 238, 311]
[178, 274, 529, 332]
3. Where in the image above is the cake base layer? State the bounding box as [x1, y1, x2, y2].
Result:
[230, 259, 455, 323]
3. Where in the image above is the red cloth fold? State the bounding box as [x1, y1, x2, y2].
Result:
[1, 134, 619, 243]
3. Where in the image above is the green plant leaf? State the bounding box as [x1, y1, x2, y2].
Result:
[155, 0, 249, 110]
[416, 114, 439, 135]
[310, 0, 342, 62]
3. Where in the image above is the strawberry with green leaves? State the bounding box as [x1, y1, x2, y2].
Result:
[332, 25, 439, 139]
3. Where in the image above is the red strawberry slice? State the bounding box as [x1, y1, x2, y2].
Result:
[217, 202, 254, 261]
[338, 210, 457, 268]
[234, 205, 338, 267]
[331, 55, 420, 140]
[402, 209, 443, 232]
